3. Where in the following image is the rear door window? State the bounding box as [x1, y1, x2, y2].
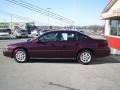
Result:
[57, 32, 77, 41]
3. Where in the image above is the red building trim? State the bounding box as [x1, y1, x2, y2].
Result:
[105, 36, 120, 50]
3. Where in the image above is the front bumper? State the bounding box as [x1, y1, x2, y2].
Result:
[3, 49, 13, 58]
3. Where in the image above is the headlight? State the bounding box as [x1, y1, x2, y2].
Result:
[3, 47, 8, 51]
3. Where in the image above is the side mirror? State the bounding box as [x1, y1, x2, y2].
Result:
[35, 39, 41, 43]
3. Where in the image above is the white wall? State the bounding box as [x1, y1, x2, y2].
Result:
[105, 20, 110, 36]
[110, 0, 120, 11]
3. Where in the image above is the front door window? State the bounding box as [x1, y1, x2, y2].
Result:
[39, 32, 57, 42]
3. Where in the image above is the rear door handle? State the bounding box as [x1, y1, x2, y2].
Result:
[51, 43, 55, 46]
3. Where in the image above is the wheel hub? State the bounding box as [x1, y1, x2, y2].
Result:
[80, 52, 91, 63]
[15, 51, 26, 62]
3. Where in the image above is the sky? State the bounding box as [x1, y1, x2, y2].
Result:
[0, 0, 109, 26]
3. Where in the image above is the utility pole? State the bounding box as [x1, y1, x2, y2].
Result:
[10, 15, 13, 30]
[47, 8, 51, 29]
[73, 0, 78, 30]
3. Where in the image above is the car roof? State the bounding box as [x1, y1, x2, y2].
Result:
[43, 30, 92, 38]
[44, 30, 80, 33]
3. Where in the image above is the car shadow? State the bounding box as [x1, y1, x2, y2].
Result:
[27, 56, 120, 65]
[91, 56, 120, 65]
[28, 59, 78, 64]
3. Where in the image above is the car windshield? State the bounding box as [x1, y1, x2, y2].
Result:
[27, 37, 37, 42]
[28, 32, 45, 42]
[21, 30, 26, 32]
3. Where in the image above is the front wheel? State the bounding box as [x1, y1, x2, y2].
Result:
[77, 50, 93, 65]
[14, 49, 28, 63]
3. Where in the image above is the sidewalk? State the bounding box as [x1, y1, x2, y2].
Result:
[110, 55, 120, 60]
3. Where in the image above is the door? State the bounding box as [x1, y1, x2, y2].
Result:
[30, 32, 58, 58]
[55, 32, 79, 58]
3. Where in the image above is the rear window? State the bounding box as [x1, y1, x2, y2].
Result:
[77, 33, 89, 39]
[21, 30, 26, 32]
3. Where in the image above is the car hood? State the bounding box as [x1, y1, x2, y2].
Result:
[8, 40, 30, 47]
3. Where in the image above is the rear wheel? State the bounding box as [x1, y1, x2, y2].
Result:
[77, 50, 93, 65]
[14, 49, 28, 63]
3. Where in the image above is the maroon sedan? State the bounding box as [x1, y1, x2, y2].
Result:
[3, 30, 110, 64]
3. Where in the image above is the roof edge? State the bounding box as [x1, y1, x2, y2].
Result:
[102, 0, 117, 13]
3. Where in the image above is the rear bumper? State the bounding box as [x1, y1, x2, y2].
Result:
[94, 47, 111, 58]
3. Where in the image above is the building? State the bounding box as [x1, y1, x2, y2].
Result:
[0, 22, 26, 30]
[0, 23, 9, 29]
[101, 0, 120, 54]
[11, 22, 26, 30]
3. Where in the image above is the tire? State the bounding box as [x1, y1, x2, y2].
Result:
[77, 50, 93, 65]
[14, 49, 28, 63]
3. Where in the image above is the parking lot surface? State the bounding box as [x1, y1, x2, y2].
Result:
[0, 39, 120, 90]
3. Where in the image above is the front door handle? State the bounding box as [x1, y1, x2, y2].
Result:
[51, 43, 55, 46]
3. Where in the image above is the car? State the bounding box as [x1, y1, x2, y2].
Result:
[3, 30, 110, 64]
[13, 29, 28, 38]
[31, 29, 39, 36]
[79, 31, 84, 33]
[0, 29, 11, 39]
[30, 29, 46, 37]
[38, 29, 50, 35]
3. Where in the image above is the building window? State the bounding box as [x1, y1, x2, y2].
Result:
[110, 19, 120, 36]
[118, 20, 120, 36]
